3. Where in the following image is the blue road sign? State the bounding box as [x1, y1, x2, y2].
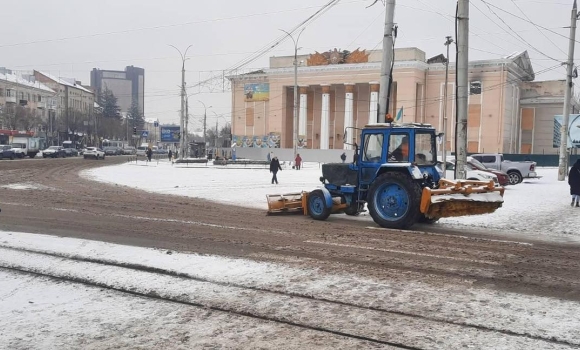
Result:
[141, 130, 149, 138]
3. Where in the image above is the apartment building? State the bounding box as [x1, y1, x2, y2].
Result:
[0, 68, 56, 142]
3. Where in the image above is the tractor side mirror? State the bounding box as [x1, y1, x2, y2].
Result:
[436, 132, 444, 145]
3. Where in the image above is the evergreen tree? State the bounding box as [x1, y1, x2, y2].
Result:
[128, 98, 144, 130]
[101, 88, 121, 119]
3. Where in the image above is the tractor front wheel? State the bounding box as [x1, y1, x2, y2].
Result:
[307, 190, 331, 221]
[368, 172, 422, 230]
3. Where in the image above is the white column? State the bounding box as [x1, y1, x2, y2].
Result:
[369, 81, 379, 124]
[298, 86, 308, 147]
[343, 83, 354, 150]
[320, 84, 330, 150]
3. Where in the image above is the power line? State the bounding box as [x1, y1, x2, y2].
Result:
[509, 0, 568, 56]
[475, 0, 562, 63]
[0, 0, 363, 49]
[479, 0, 578, 44]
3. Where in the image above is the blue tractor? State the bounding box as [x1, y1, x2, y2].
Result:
[267, 123, 504, 230]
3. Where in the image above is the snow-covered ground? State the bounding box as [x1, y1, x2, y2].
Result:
[1, 231, 579, 349]
[2, 159, 580, 348]
[82, 160, 579, 243]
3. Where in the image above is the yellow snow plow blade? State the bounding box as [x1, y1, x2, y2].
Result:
[420, 179, 505, 219]
[266, 192, 307, 215]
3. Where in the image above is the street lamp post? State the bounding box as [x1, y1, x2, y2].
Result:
[198, 101, 212, 152]
[212, 111, 230, 150]
[279, 28, 305, 160]
[169, 44, 192, 160]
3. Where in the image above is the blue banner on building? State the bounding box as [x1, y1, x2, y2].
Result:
[160, 126, 181, 143]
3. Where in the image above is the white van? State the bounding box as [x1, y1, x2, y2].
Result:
[136, 146, 147, 156]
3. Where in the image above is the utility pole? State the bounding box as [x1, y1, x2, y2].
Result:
[442, 36, 454, 177]
[280, 28, 305, 160]
[215, 119, 218, 149]
[378, 0, 396, 123]
[170, 45, 192, 160]
[198, 101, 211, 155]
[455, 0, 469, 180]
[558, 0, 578, 181]
[185, 97, 189, 158]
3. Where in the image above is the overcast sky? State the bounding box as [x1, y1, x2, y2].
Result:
[1, 0, 575, 130]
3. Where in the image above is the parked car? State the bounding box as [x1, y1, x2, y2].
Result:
[64, 148, 79, 157]
[104, 146, 121, 156]
[136, 146, 147, 157]
[0, 145, 15, 160]
[84, 147, 105, 160]
[437, 160, 499, 185]
[43, 146, 66, 158]
[471, 153, 539, 185]
[465, 156, 509, 186]
[122, 147, 136, 155]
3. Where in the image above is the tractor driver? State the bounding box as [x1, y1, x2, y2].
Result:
[389, 136, 409, 162]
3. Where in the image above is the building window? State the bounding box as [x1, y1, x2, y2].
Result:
[0, 88, 3, 97]
[470, 81, 482, 95]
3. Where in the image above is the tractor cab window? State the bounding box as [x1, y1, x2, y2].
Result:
[414, 132, 436, 165]
[388, 133, 410, 162]
[363, 133, 384, 163]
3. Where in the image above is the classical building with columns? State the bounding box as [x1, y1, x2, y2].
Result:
[229, 47, 567, 154]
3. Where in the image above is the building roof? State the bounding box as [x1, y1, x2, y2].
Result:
[0, 71, 55, 94]
[35, 71, 93, 94]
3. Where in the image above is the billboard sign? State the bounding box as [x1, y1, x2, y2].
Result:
[160, 126, 181, 143]
[244, 83, 270, 102]
[553, 114, 580, 148]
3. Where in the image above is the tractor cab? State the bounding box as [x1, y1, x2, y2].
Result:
[357, 123, 441, 188]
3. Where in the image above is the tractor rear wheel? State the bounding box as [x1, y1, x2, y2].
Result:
[368, 172, 422, 230]
[307, 190, 331, 221]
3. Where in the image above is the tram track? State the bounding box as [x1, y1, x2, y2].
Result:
[0, 245, 577, 349]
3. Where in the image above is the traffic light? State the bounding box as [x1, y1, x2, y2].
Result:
[133, 127, 137, 135]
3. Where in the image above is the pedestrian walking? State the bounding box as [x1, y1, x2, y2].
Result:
[295, 153, 302, 170]
[270, 156, 282, 184]
[569, 159, 580, 207]
[168, 150, 173, 161]
[146, 147, 153, 162]
[267, 152, 272, 162]
[340, 152, 347, 163]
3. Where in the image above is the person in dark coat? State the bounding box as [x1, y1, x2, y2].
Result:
[568, 159, 580, 207]
[168, 150, 173, 161]
[269, 156, 282, 184]
[146, 147, 153, 162]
